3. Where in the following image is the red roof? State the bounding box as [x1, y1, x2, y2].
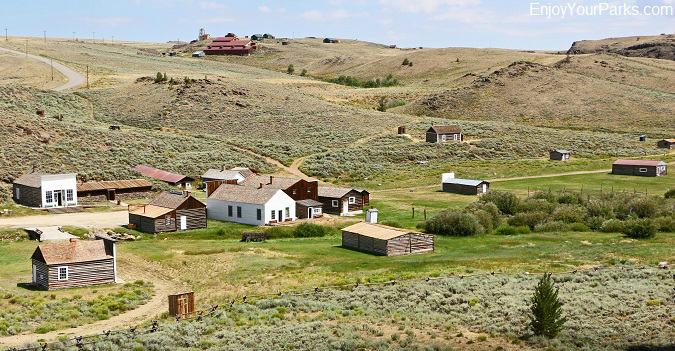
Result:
[613, 159, 666, 166]
[208, 39, 251, 47]
[134, 165, 190, 184]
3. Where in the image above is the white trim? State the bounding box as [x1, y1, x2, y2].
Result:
[639, 168, 647, 173]
[348, 196, 356, 204]
[332, 200, 339, 207]
[16, 187, 20, 200]
[57, 266, 69, 281]
[180, 215, 187, 230]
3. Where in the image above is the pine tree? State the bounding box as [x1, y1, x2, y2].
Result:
[529, 273, 566, 338]
[154, 72, 163, 83]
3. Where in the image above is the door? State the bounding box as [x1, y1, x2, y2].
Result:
[32, 264, 36, 284]
[177, 295, 188, 315]
[278, 210, 283, 222]
[342, 200, 348, 215]
[308, 208, 313, 218]
[482, 184, 487, 193]
[55, 191, 63, 206]
[180, 216, 187, 230]
[107, 189, 116, 201]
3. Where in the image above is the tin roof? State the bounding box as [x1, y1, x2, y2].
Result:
[202, 169, 244, 181]
[134, 165, 189, 184]
[552, 150, 570, 154]
[208, 184, 283, 205]
[443, 178, 488, 186]
[613, 159, 666, 167]
[32, 240, 112, 265]
[296, 199, 323, 207]
[428, 125, 462, 134]
[77, 179, 152, 192]
[342, 222, 427, 240]
[660, 139, 675, 143]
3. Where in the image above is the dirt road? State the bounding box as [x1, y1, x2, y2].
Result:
[0, 46, 85, 91]
[0, 210, 128, 229]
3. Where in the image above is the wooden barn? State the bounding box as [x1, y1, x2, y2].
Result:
[77, 179, 152, 202]
[341, 215, 434, 256]
[657, 139, 675, 149]
[240, 175, 319, 202]
[612, 159, 667, 177]
[134, 165, 193, 189]
[550, 150, 571, 161]
[31, 236, 117, 290]
[204, 37, 253, 56]
[128, 191, 206, 233]
[318, 187, 370, 216]
[12, 166, 78, 208]
[425, 124, 463, 143]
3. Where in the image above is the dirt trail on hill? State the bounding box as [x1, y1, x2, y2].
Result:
[225, 143, 311, 178]
[0, 46, 85, 91]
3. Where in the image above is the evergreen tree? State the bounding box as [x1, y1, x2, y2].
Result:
[154, 72, 163, 83]
[402, 58, 410, 65]
[162, 72, 168, 81]
[287, 64, 295, 75]
[529, 273, 566, 338]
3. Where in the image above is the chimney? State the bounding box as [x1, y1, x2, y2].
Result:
[366, 208, 378, 224]
[269, 175, 274, 184]
[31, 165, 38, 173]
[69, 238, 77, 243]
[184, 191, 190, 197]
[259, 183, 263, 189]
[221, 165, 226, 171]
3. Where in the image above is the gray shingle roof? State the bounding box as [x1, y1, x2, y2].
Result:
[32, 240, 112, 265]
[208, 184, 282, 205]
[296, 199, 323, 207]
[149, 191, 190, 209]
[202, 169, 244, 180]
[318, 187, 354, 198]
[13, 171, 47, 187]
[442, 178, 487, 186]
[428, 125, 462, 134]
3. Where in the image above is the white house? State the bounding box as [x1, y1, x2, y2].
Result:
[13, 167, 78, 208]
[207, 184, 296, 225]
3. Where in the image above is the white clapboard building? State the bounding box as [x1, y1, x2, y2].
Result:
[207, 183, 296, 225]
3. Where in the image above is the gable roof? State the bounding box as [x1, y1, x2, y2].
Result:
[342, 222, 427, 240]
[551, 150, 570, 154]
[240, 175, 303, 190]
[149, 191, 192, 209]
[77, 179, 152, 192]
[613, 159, 666, 167]
[134, 165, 189, 184]
[296, 199, 323, 207]
[442, 178, 487, 186]
[427, 125, 462, 134]
[318, 186, 359, 198]
[202, 169, 244, 181]
[32, 240, 112, 265]
[660, 139, 675, 143]
[13, 171, 47, 187]
[230, 167, 255, 178]
[208, 184, 284, 205]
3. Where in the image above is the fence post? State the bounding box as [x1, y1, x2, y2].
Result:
[424, 208, 427, 220]
[412, 207, 415, 219]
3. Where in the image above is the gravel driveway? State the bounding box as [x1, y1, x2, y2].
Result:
[0, 210, 128, 229]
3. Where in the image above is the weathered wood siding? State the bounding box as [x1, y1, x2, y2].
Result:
[612, 165, 664, 177]
[168, 292, 195, 317]
[549, 152, 570, 161]
[342, 232, 434, 256]
[657, 140, 674, 149]
[426, 132, 462, 143]
[284, 180, 319, 201]
[13, 184, 42, 207]
[33, 259, 115, 290]
[320, 190, 366, 214]
[442, 183, 488, 195]
[176, 208, 207, 230]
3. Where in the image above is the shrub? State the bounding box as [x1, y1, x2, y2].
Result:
[518, 199, 556, 214]
[265, 227, 294, 239]
[494, 225, 530, 235]
[418, 209, 481, 236]
[380, 219, 403, 228]
[292, 223, 332, 238]
[600, 219, 625, 233]
[557, 192, 583, 205]
[586, 199, 615, 219]
[300, 69, 307, 76]
[664, 189, 675, 199]
[552, 205, 586, 224]
[533, 221, 569, 233]
[402, 58, 410, 65]
[529, 273, 566, 338]
[465, 201, 501, 224]
[628, 197, 660, 218]
[470, 209, 495, 233]
[287, 64, 295, 75]
[568, 222, 590, 232]
[621, 219, 658, 239]
[584, 216, 605, 230]
[654, 216, 675, 232]
[481, 191, 519, 215]
[508, 211, 549, 229]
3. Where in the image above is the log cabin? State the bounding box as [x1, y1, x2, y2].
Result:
[549, 150, 571, 161]
[77, 179, 152, 202]
[656, 139, 675, 149]
[425, 124, 463, 143]
[240, 175, 319, 202]
[128, 191, 206, 233]
[31, 236, 117, 290]
[318, 187, 370, 215]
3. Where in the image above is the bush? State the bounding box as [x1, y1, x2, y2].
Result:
[552, 205, 586, 224]
[508, 211, 549, 229]
[402, 58, 410, 65]
[481, 191, 519, 215]
[533, 221, 569, 233]
[654, 216, 675, 232]
[518, 199, 556, 214]
[664, 189, 675, 199]
[380, 219, 403, 228]
[586, 199, 615, 219]
[470, 209, 495, 233]
[300, 69, 307, 76]
[494, 225, 530, 235]
[584, 216, 605, 230]
[628, 197, 660, 218]
[418, 209, 481, 236]
[568, 222, 590, 232]
[600, 219, 625, 233]
[557, 192, 583, 205]
[286, 64, 295, 75]
[265, 227, 294, 239]
[621, 219, 658, 239]
[292, 223, 332, 238]
[465, 201, 501, 224]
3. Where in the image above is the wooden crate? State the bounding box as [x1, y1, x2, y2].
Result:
[168, 291, 195, 317]
[242, 232, 266, 242]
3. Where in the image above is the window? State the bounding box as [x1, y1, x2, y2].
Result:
[348, 197, 356, 204]
[285, 207, 290, 218]
[256, 209, 262, 221]
[270, 210, 276, 220]
[57, 267, 68, 281]
[332, 200, 339, 207]
[45, 191, 53, 203]
[15, 187, 20, 200]
[237, 206, 242, 218]
[313, 208, 322, 214]
[292, 189, 297, 195]
[165, 215, 171, 225]
[441, 135, 447, 142]
[453, 134, 458, 141]
[639, 168, 647, 173]
[228, 205, 233, 217]
[307, 188, 311, 193]
[66, 189, 74, 202]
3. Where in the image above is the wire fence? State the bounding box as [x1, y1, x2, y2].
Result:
[4, 262, 672, 351]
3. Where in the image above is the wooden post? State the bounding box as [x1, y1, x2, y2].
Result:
[86, 65, 90, 89]
[412, 207, 415, 219]
[50, 59, 53, 81]
[527, 187, 530, 197]
[424, 208, 427, 220]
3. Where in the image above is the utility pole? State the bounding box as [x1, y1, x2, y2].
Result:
[50, 59, 54, 80]
[72, 32, 75, 41]
[4, 28, 7, 42]
[86, 65, 89, 89]
[43, 30, 46, 43]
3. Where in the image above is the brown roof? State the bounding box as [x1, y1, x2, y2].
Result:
[13, 171, 47, 187]
[230, 167, 255, 178]
[128, 204, 173, 218]
[613, 159, 666, 167]
[148, 191, 191, 209]
[240, 175, 302, 190]
[77, 179, 152, 192]
[32, 240, 112, 265]
[342, 222, 428, 240]
[428, 125, 462, 134]
[318, 186, 358, 198]
[208, 184, 284, 205]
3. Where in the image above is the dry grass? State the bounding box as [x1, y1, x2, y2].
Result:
[0, 52, 67, 89]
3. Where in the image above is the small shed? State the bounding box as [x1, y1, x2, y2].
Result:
[77, 179, 152, 202]
[251, 34, 264, 41]
[31, 236, 117, 290]
[128, 191, 206, 233]
[425, 124, 463, 143]
[612, 159, 667, 177]
[341, 221, 434, 256]
[397, 126, 406, 134]
[296, 199, 323, 219]
[318, 187, 370, 215]
[441, 174, 489, 195]
[323, 38, 339, 43]
[389, 44, 397, 49]
[656, 139, 675, 149]
[192, 51, 205, 57]
[639, 135, 647, 142]
[550, 150, 571, 161]
[168, 291, 195, 317]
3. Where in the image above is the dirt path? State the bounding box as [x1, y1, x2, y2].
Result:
[0, 46, 85, 91]
[225, 143, 312, 179]
[0, 210, 128, 229]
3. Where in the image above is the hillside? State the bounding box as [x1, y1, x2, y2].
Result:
[569, 33, 675, 60]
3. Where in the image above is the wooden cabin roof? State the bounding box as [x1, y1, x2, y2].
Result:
[77, 179, 152, 192]
[202, 169, 244, 180]
[296, 199, 323, 207]
[240, 175, 303, 189]
[128, 204, 173, 218]
[13, 171, 47, 187]
[32, 240, 112, 265]
[149, 191, 191, 209]
[427, 125, 462, 134]
[318, 187, 361, 198]
[208, 184, 283, 205]
[342, 222, 426, 240]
